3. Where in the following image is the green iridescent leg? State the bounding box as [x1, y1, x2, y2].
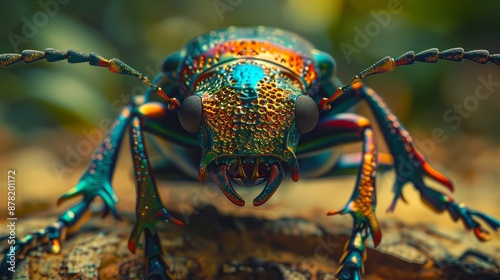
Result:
[418, 185, 500, 241]
[56, 104, 136, 216]
[0, 103, 136, 278]
[128, 116, 184, 279]
[0, 202, 91, 279]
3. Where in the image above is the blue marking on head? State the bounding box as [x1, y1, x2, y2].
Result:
[231, 64, 265, 106]
[231, 64, 265, 88]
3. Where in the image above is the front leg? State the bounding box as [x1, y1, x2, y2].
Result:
[0, 102, 135, 279]
[128, 115, 184, 279]
[298, 113, 381, 279]
[325, 82, 500, 241]
[353, 84, 500, 241]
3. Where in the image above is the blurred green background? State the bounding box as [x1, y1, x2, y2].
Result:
[0, 0, 500, 218]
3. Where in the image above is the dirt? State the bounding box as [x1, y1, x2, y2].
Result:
[1, 204, 499, 280]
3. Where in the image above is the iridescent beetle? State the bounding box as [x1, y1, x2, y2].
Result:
[1, 26, 500, 279]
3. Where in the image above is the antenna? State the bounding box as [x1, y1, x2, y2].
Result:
[0, 48, 180, 110]
[319, 48, 500, 111]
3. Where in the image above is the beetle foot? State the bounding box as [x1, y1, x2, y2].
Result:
[419, 186, 500, 242]
[328, 193, 380, 279]
[387, 148, 454, 213]
[0, 199, 97, 279]
[327, 201, 381, 249]
[1, 221, 67, 279]
[57, 175, 121, 221]
[127, 193, 184, 254]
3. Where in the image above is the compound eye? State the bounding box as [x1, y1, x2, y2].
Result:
[295, 95, 319, 134]
[179, 95, 202, 134]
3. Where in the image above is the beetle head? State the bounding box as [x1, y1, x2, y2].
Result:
[178, 61, 318, 206]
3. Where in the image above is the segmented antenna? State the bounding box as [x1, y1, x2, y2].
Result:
[319, 48, 500, 111]
[0, 48, 180, 110]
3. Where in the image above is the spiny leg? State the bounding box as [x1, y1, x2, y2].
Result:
[128, 116, 184, 280]
[114, 87, 192, 278]
[0, 102, 136, 278]
[297, 113, 380, 279]
[0, 85, 187, 278]
[0, 49, 185, 278]
[416, 185, 500, 242]
[335, 83, 500, 241]
[357, 84, 500, 240]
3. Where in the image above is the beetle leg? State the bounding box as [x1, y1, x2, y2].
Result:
[0, 101, 137, 278]
[128, 116, 184, 279]
[415, 186, 500, 241]
[334, 83, 500, 241]
[56, 103, 136, 214]
[1, 80, 190, 278]
[298, 113, 380, 279]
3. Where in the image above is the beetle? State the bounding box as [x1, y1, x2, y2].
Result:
[1, 26, 499, 280]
